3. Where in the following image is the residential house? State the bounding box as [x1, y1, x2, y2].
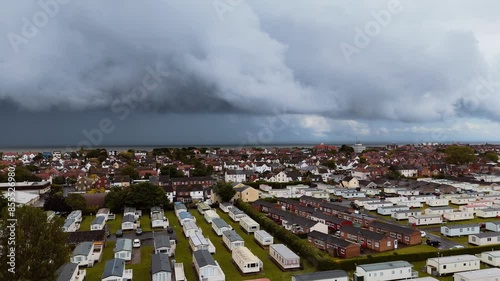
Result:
[225, 170, 247, 183]
[75, 177, 94, 191]
[232, 184, 260, 203]
[368, 221, 422, 245]
[307, 231, 360, 259]
[339, 226, 395, 252]
[340, 176, 359, 188]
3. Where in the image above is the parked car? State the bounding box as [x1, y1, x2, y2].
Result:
[133, 239, 141, 248]
[116, 229, 123, 237]
[167, 226, 173, 234]
[135, 227, 143, 235]
[426, 239, 440, 247]
[450, 245, 464, 249]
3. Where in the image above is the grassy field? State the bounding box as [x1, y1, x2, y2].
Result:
[79, 216, 93, 231]
[106, 214, 124, 233]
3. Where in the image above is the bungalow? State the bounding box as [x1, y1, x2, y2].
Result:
[232, 246, 263, 274]
[70, 242, 96, 267]
[178, 211, 195, 226]
[197, 202, 212, 214]
[219, 202, 233, 213]
[339, 226, 395, 252]
[192, 250, 225, 281]
[476, 208, 500, 218]
[151, 212, 168, 229]
[114, 238, 132, 261]
[211, 218, 233, 236]
[91, 216, 106, 231]
[56, 263, 86, 281]
[364, 202, 393, 211]
[254, 230, 274, 248]
[292, 270, 349, 281]
[451, 196, 476, 205]
[269, 244, 301, 270]
[425, 207, 455, 215]
[368, 221, 422, 245]
[469, 232, 500, 246]
[443, 211, 475, 221]
[183, 220, 201, 238]
[189, 232, 216, 254]
[101, 258, 133, 281]
[392, 210, 423, 220]
[121, 214, 136, 230]
[426, 255, 480, 276]
[479, 250, 500, 267]
[204, 210, 220, 224]
[240, 216, 260, 234]
[232, 184, 260, 203]
[440, 224, 480, 237]
[353, 261, 415, 281]
[228, 207, 247, 222]
[377, 205, 410, 216]
[307, 231, 360, 259]
[426, 198, 449, 207]
[154, 233, 175, 257]
[222, 230, 245, 251]
[151, 253, 172, 281]
[453, 268, 500, 281]
[486, 221, 500, 232]
[409, 214, 443, 226]
[253, 199, 276, 213]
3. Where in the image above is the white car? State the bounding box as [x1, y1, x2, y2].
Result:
[133, 239, 141, 248]
[420, 231, 426, 238]
[450, 245, 464, 249]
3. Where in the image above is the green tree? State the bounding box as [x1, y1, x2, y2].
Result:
[322, 160, 336, 169]
[105, 183, 169, 212]
[160, 166, 184, 178]
[483, 151, 499, 163]
[0, 192, 7, 212]
[0, 206, 70, 281]
[120, 165, 139, 180]
[65, 193, 87, 212]
[43, 191, 71, 213]
[213, 181, 236, 202]
[104, 187, 128, 213]
[445, 145, 477, 165]
[339, 145, 354, 154]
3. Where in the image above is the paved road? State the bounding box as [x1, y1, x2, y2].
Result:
[107, 229, 178, 247]
[425, 232, 465, 250]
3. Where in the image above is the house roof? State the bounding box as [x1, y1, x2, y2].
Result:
[56, 263, 79, 281]
[91, 216, 106, 225]
[212, 218, 230, 229]
[443, 224, 479, 229]
[428, 254, 478, 264]
[102, 258, 125, 278]
[270, 244, 299, 259]
[455, 268, 500, 280]
[292, 270, 348, 281]
[473, 232, 500, 238]
[223, 230, 244, 242]
[369, 221, 420, 236]
[114, 238, 132, 252]
[122, 214, 135, 222]
[358, 261, 412, 272]
[151, 253, 171, 274]
[72, 241, 93, 257]
[341, 225, 387, 241]
[193, 249, 216, 267]
[154, 233, 171, 248]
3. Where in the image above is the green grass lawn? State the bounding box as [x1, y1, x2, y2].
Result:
[165, 210, 197, 281]
[106, 214, 124, 233]
[85, 241, 116, 281]
[79, 216, 93, 231]
[139, 215, 152, 232]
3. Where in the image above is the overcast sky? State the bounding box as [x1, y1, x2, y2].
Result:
[1, 0, 500, 148]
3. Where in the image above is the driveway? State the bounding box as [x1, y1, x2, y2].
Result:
[425, 232, 465, 250]
[108, 229, 178, 248]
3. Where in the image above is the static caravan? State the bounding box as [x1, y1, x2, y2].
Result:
[353, 261, 414, 281]
[377, 205, 410, 215]
[232, 246, 263, 274]
[123, 207, 141, 220]
[392, 210, 422, 220]
[364, 202, 393, 211]
[183, 220, 201, 238]
[240, 216, 260, 234]
[192, 250, 225, 281]
[269, 244, 300, 270]
[451, 196, 476, 205]
[292, 270, 349, 281]
[459, 204, 488, 214]
[178, 211, 195, 226]
[219, 202, 233, 213]
[68, 210, 83, 223]
[426, 255, 480, 276]
[101, 258, 133, 281]
[222, 230, 245, 251]
[197, 202, 211, 214]
[398, 200, 423, 208]
[411, 195, 436, 203]
[397, 189, 419, 196]
[121, 214, 136, 230]
[443, 211, 474, 221]
[114, 238, 132, 261]
[469, 232, 500, 246]
[151, 253, 172, 281]
[56, 263, 86, 281]
[189, 232, 214, 253]
[354, 198, 380, 208]
[63, 218, 78, 232]
[409, 214, 442, 226]
[91, 216, 106, 231]
[477, 208, 500, 218]
[479, 250, 500, 267]
[174, 203, 187, 218]
[211, 218, 233, 236]
[426, 198, 449, 207]
[151, 212, 168, 229]
[485, 221, 500, 232]
[204, 210, 220, 224]
[453, 268, 500, 281]
[254, 230, 274, 247]
[96, 208, 110, 221]
[440, 224, 480, 237]
[228, 207, 248, 222]
[361, 187, 380, 196]
[425, 207, 455, 215]
[385, 197, 408, 204]
[70, 241, 95, 267]
[154, 233, 176, 257]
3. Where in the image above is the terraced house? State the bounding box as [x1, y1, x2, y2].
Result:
[339, 226, 395, 252]
[368, 221, 422, 245]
